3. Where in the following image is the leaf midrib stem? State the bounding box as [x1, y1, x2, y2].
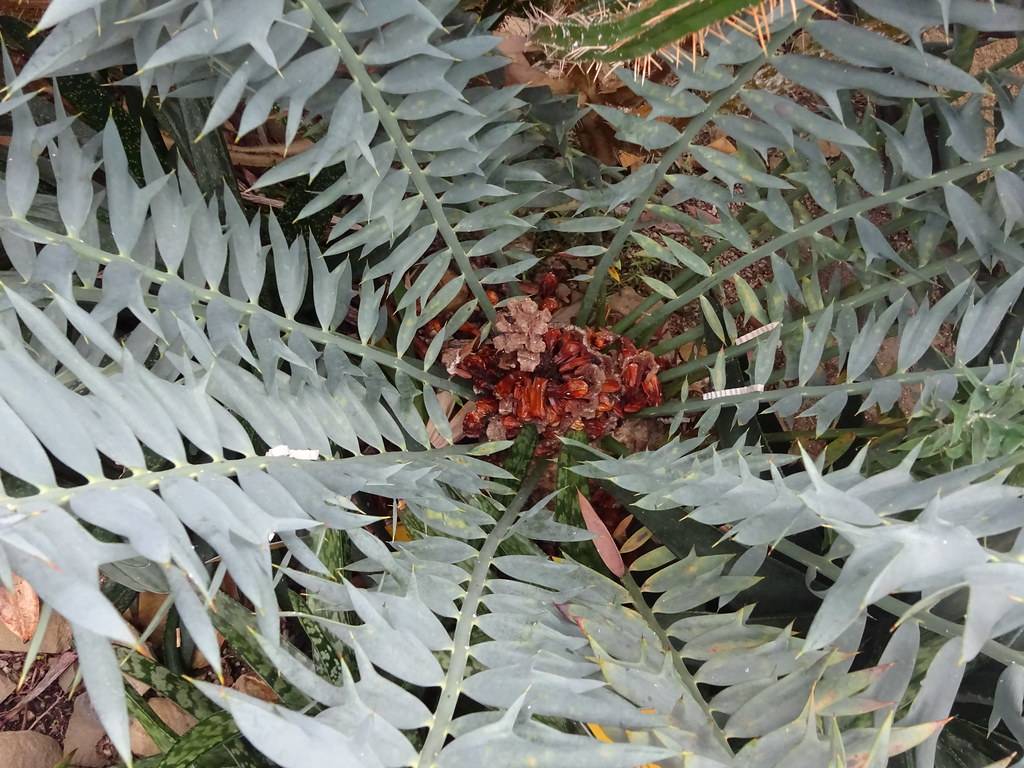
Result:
[416, 468, 542, 768]
[0, 442, 479, 512]
[770, 531, 1024, 668]
[636, 146, 1024, 337]
[577, 8, 813, 325]
[621, 569, 735, 757]
[0, 217, 471, 397]
[657, 245, 982, 382]
[640, 363, 997, 416]
[302, 0, 497, 323]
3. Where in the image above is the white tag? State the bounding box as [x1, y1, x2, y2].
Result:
[735, 321, 780, 346]
[266, 445, 320, 460]
[702, 384, 765, 401]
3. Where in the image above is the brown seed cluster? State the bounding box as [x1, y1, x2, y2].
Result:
[443, 297, 662, 451]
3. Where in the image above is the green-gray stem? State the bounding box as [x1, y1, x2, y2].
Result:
[302, 0, 497, 323]
[416, 467, 542, 768]
[0, 218, 471, 397]
[641, 365, 996, 416]
[577, 11, 810, 326]
[621, 569, 734, 757]
[0, 443, 485, 512]
[770, 534, 1024, 668]
[633, 147, 1024, 339]
[656, 246, 981, 382]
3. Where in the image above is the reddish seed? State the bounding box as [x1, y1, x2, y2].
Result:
[463, 410, 484, 435]
[523, 377, 548, 419]
[590, 329, 615, 350]
[558, 355, 592, 374]
[475, 397, 498, 416]
[543, 328, 562, 347]
[565, 378, 589, 398]
[494, 374, 517, 399]
[553, 340, 582, 364]
[622, 361, 640, 388]
[539, 272, 558, 296]
[642, 371, 662, 403]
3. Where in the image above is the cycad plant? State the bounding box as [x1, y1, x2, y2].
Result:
[532, 0, 837, 72]
[0, 1, 1023, 767]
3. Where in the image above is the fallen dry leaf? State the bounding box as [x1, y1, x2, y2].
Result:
[133, 592, 170, 638]
[0, 731, 62, 768]
[0, 575, 40, 643]
[233, 673, 278, 703]
[497, 31, 575, 94]
[617, 150, 645, 170]
[130, 698, 198, 757]
[817, 139, 842, 158]
[426, 390, 456, 449]
[63, 695, 109, 768]
[708, 134, 737, 154]
[0, 672, 14, 703]
[190, 631, 224, 671]
[161, 129, 314, 170]
[1, 651, 77, 722]
[606, 287, 647, 320]
[228, 139, 314, 168]
[0, 611, 71, 654]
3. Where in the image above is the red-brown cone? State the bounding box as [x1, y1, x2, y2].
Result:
[444, 297, 662, 453]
